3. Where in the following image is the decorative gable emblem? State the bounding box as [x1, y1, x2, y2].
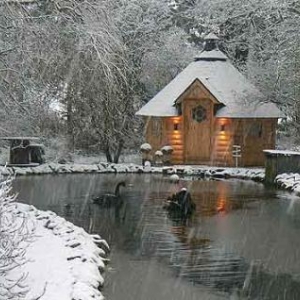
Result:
[192, 105, 207, 123]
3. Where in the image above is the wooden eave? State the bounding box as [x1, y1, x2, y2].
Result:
[174, 78, 222, 105]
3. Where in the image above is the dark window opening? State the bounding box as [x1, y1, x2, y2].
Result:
[249, 122, 263, 138]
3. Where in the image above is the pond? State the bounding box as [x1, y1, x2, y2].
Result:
[13, 174, 300, 300]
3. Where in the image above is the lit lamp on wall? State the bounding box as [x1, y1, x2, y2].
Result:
[220, 123, 225, 132]
[174, 122, 179, 131]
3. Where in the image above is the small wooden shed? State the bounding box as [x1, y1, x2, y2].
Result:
[264, 150, 300, 184]
[0, 137, 45, 166]
[136, 34, 283, 167]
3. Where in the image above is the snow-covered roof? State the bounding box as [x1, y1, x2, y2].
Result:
[263, 150, 300, 156]
[136, 51, 283, 118]
[195, 49, 227, 61]
[204, 33, 220, 40]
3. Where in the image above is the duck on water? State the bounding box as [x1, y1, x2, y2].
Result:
[163, 188, 196, 218]
[93, 181, 126, 207]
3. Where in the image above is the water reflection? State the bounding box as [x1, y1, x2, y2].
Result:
[12, 174, 300, 300]
[141, 192, 248, 293]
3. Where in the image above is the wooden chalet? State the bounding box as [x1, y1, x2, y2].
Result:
[136, 34, 283, 167]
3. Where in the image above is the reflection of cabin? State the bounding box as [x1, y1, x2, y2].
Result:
[0, 137, 45, 166]
[136, 34, 283, 167]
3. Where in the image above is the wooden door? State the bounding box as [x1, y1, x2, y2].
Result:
[184, 99, 212, 163]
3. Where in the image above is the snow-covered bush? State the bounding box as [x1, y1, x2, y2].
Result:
[154, 150, 163, 166]
[154, 150, 163, 157]
[0, 177, 32, 299]
[161, 145, 173, 165]
[140, 143, 152, 153]
[161, 145, 173, 154]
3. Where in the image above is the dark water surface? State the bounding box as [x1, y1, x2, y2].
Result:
[12, 174, 300, 300]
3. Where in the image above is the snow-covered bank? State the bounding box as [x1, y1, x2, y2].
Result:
[0, 162, 266, 181]
[5, 203, 109, 300]
[275, 173, 300, 195]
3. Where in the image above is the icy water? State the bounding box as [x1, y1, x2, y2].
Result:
[13, 174, 300, 300]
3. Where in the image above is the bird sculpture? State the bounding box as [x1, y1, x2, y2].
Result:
[93, 181, 126, 207]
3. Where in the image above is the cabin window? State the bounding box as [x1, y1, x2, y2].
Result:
[192, 105, 207, 123]
[249, 122, 263, 138]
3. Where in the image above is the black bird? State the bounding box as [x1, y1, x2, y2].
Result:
[93, 181, 126, 207]
[163, 188, 196, 218]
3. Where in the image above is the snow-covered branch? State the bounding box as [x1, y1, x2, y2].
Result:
[0, 177, 34, 299]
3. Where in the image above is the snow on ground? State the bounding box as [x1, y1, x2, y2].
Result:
[7, 203, 109, 300]
[0, 162, 266, 182]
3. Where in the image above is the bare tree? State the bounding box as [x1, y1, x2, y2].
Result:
[0, 0, 133, 161]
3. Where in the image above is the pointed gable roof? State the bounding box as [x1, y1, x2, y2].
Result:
[136, 48, 283, 118]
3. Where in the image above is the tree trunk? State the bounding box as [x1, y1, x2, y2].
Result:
[104, 143, 113, 162]
[66, 92, 75, 152]
[113, 139, 124, 164]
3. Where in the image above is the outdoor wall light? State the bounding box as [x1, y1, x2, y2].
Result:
[174, 123, 179, 131]
[220, 124, 225, 132]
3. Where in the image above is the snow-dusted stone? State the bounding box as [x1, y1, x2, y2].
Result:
[211, 168, 229, 178]
[71, 164, 87, 173]
[11, 167, 30, 176]
[58, 164, 74, 173]
[192, 167, 205, 176]
[127, 163, 140, 173]
[274, 173, 300, 195]
[69, 164, 86, 173]
[293, 183, 300, 194]
[99, 162, 109, 168]
[96, 163, 107, 173]
[106, 164, 118, 173]
[113, 163, 129, 173]
[162, 167, 176, 174]
[144, 161, 152, 172]
[170, 174, 180, 183]
[85, 164, 99, 173]
[152, 166, 164, 173]
[182, 166, 194, 175]
[204, 169, 213, 177]
[31, 164, 54, 174]
[48, 163, 62, 173]
[70, 164, 98, 173]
